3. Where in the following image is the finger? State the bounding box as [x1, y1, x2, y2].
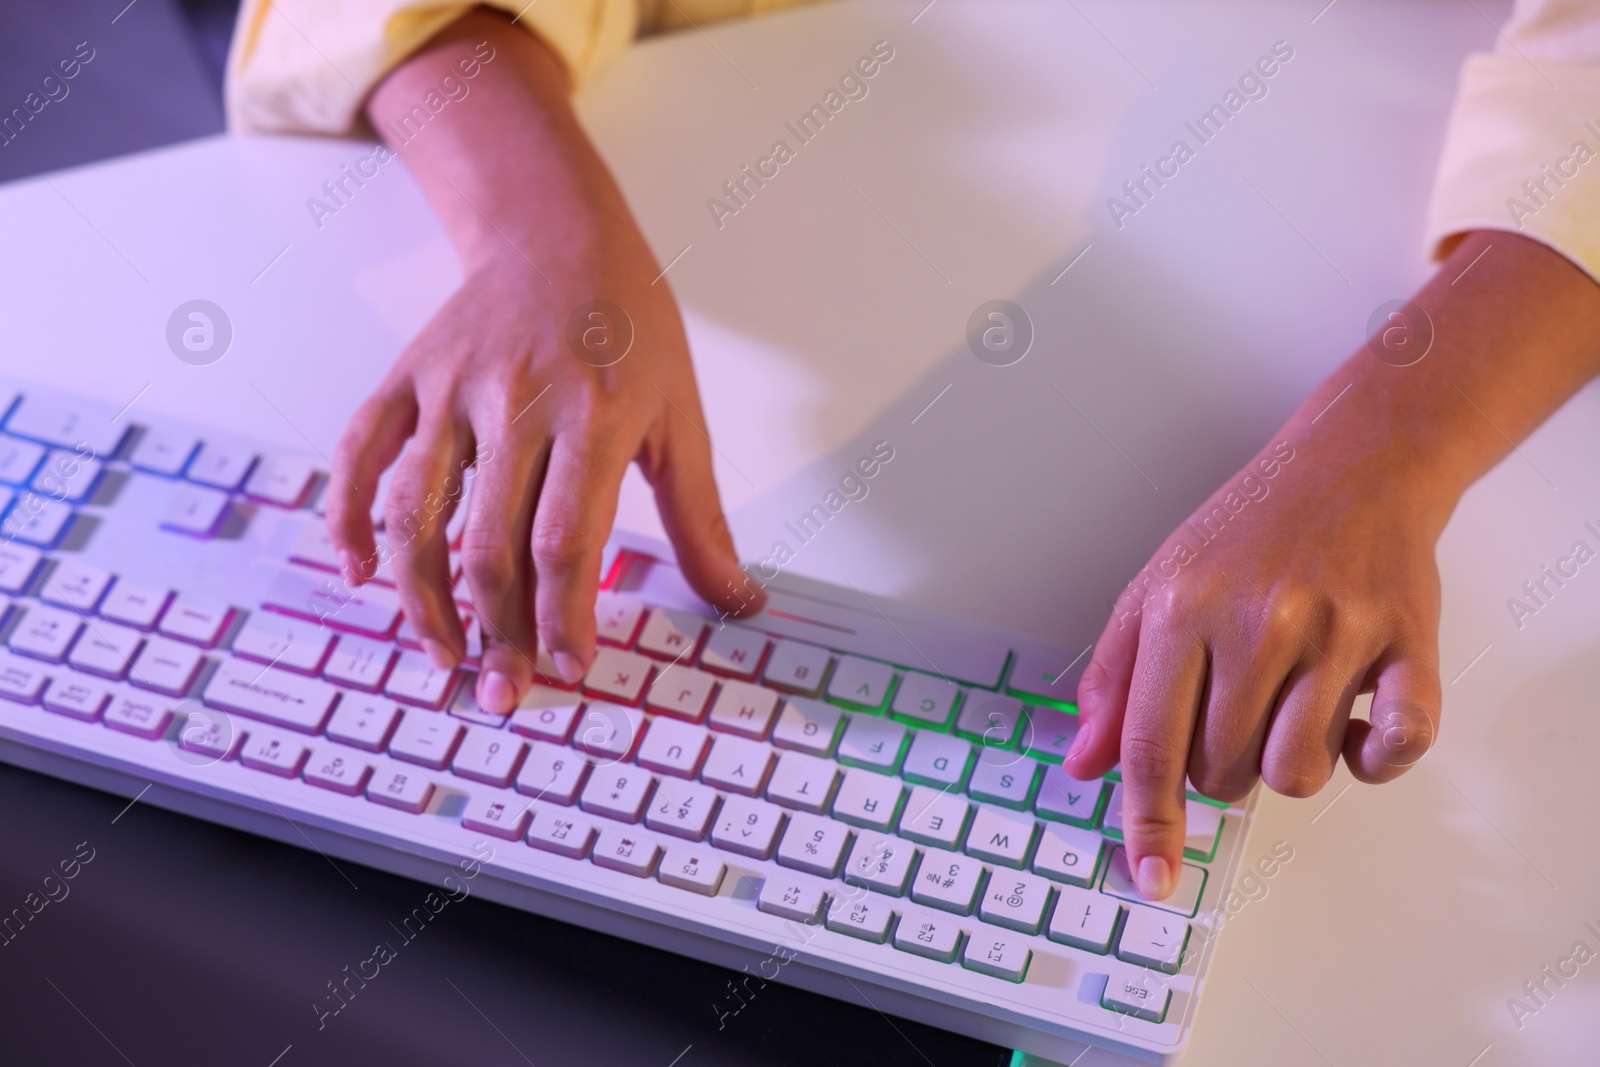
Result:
[1260, 658, 1363, 798]
[1066, 590, 1144, 781]
[531, 435, 631, 686]
[645, 397, 764, 616]
[1186, 608, 1303, 801]
[327, 383, 417, 586]
[1119, 615, 1207, 901]
[460, 430, 546, 715]
[1343, 641, 1440, 784]
[383, 416, 469, 670]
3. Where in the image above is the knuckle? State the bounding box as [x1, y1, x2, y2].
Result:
[1261, 757, 1329, 798]
[1120, 732, 1184, 786]
[459, 542, 519, 591]
[531, 523, 592, 573]
[1188, 763, 1253, 803]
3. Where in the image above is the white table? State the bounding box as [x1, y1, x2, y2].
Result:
[7, 1, 1594, 1064]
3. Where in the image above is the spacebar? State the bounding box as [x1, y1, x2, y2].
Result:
[753, 588, 1009, 689]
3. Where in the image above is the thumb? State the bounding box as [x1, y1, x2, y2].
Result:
[1343, 643, 1440, 784]
[647, 400, 765, 617]
[1065, 581, 1146, 781]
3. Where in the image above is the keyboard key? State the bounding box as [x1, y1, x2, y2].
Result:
[9, 605, 82, 662]
[461, 792, 532, 839]
[592, 828, 660, 877]
[644, 663, 715, 720]
[902, 731, 972, 788]
[710, 794, 785, 859]
[0, 543, 42, 593]
[636, 608, 706, 661]
[244, 455, 315, 507]
[384, 649, 457, 708]
[508, 698, 582, 743]
[230, 614, 334, 673]
[5, 495, 74, 547]
[635, 716, 709, 777]
[579, 765, 655, 822]
[129, 427, 198, 476]
[264, 566, 400, 637]
[827, 656, 894, 710]
[826, 892, 895, 943]
[161, 484, 230, 536]
[1102, 965, 1172, 1023]
[0, 436, 45, 485]
[843, 832, 917, 895]
[1032, 823, 1105, 887]
[700, 734, 773, 795]
[33, 449, 103, 502]
[323, 635, 396, 691]
[831, 767, 904, 831]
[527, 811, 596, 857]
[594, 593, 644, 646]
[891, 672, 961, 728]
[1020, 706, 1082, 762]
[962, 931, 1031, 982]
[910, 848, 984, 914]
[645, 778, 719, 839]
[0, 653, 48, 704]
[286, 521, 344, 573]
[658, 844, 725, 895]
[241, 731, 309, 777]
[1048, 885, 1121, 953]
[389, 710, 464, 769]
[583, 646, 653, 704]
[203, 658, 337, 733]
[325, 695, 401, 751]
[1007, 644, 1084, 706]
[157, 596, 233, 646]
[756, 874, 826, 924]
[187, 439, 257, 491]
[898, 785, 971, 850]
[766, 751, 839, 813]
[574, 702, 645, 762]
[450, 726, 527, 787]
[1118, 903, 1190, 974]
[43, 675, 110, 720]
[67, 622, 143, 679]
[42, 558, 110, 612]
[776, 811, 851, 877]
[771, 697, 843, 756]
[706, 679, 779, 738]
[955, 694, 1023, 750]
[514, 741, 589, 805]
[1101, 847, 1207, 917]
[367, 767, 434, 813]
[763, 639, 832, 696]
[893, 907, 963, 963]
[1035, 766, 1107, 826]
[303, 747, 373, 795]
[837, 714, 906, 771]
[699, 624, 767, 679]
[979, 870, 1053, 935]
[5, 395, 125, 455]
[175, 706, 238, 758]
[98, 578, 169, 629]
[967, 748, 1040, 808]
[965, 807, 1036, 868]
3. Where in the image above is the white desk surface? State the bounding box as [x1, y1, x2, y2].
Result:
[6, 1, 1596, 1064]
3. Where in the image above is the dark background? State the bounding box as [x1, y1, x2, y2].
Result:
[0, 3, 1008, 1063]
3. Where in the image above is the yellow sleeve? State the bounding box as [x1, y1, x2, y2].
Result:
[1425, 0, 1600, 282]
[225, 0, 824, 137]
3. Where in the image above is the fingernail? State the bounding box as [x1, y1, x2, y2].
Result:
[478, 671, 516, 715]
[339, 550, 363, 586]
[1066, 720, 1092, 763]
[1137, 855, 1174, 899]
[422, 638, 456, 671]
[553, 652, 585, 686]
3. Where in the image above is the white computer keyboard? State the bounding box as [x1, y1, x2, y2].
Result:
[0, 380, 1254, 1065]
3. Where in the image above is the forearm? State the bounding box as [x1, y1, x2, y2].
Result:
[1287, 231, 1600, 526]
[365, 9, 627, 275]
